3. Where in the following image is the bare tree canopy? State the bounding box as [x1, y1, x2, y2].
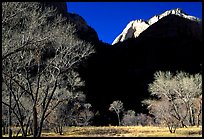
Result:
[109, 100, 124, 126]
[121, 110, 136, 126]
[2, 2, 94, 137]
[143, 71, 202, 133]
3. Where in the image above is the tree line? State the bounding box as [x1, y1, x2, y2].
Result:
[109, 71, 202, 133]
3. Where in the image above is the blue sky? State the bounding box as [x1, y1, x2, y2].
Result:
[66, 2, 202, 44]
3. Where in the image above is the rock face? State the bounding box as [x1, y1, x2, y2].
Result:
[112, 8, 201, 45]
[67, 13, 99, 44]
[113, 20, 149, 44]
[41, 2, 99, 44]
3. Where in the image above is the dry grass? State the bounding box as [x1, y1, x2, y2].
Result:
[3, 126, 202, 137]
[41, 125, 202, 137]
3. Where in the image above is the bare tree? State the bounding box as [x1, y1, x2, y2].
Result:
[2, 2, 94, 137]
[192, 95, 202, 127]
[76, 103, 95, 126]
[109, 100, 124, 126]
[2, 104, 9, 136]
[44, 72, 87, 134]
[173, 72, 202, 126]
[143, 71, 202, 133]
[135, 113, 154, 126]
[121, 110, 137, 126]
[144, 99, 179, 133]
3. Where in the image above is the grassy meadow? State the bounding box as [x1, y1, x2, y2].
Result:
[2, 126, 202, 137]
[40, 126, 202, 137]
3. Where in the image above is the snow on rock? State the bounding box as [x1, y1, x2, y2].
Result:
[112, 8, 201, 45]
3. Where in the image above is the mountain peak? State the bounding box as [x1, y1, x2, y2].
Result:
[170, 8, 184, 14]
[112, 8, 200, 45]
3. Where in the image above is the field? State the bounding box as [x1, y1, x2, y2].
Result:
[2, 126, 202, 137]
[40, 126, 202, 137]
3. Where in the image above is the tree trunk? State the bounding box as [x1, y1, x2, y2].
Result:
[33, 106, 38, 137]
[167, 123, 177, 133]
[5, 125, 8, 134]
[2, 125, 6, 135]
[189, 106, 195, 126]
[29, 125, 33, 135]
[197, 114, 200, 127]
[15, 128, 21, 137]
[196, 102, 202, 127]
[8, 90, 12, 137]
[172, 126, 176, 133]
[117, 113, 121, 126]
[59, 124, 63, 135]
[167, 124, 172, 133]
[191, 108, 195, 126]
[180, 120, 187, 128]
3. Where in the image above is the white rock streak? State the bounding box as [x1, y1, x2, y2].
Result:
[112, 8, 200, 45]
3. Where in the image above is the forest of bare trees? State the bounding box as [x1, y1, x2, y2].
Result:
[2, 2, 94, 137]
[109, 71, 202, 133]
